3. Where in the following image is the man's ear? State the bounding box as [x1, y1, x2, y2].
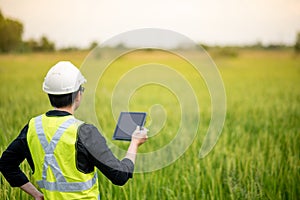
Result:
[75, 92, 81, 102]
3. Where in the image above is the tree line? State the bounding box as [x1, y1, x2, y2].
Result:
[0, 10, 55, 53]
[1, 9, 300, 53]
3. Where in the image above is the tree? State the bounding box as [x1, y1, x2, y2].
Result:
[295, 32, 300, 53]
[22, 39, 40, 52]
[39, 36, 55, 51]
[21, 36, 55, 52]
[89, 41, 98, 50]
[0, 10, 23, 52]
[0, 10, 56, 53]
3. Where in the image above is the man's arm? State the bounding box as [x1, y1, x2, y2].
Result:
[0, 124, 42, 199]
[0, 125, 34, 187]
[77, 124, 147, 186]
[125, 126, 148, 164]
[20, 182, 44, 200]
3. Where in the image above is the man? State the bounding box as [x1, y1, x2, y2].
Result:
[0, 61, 148, 200]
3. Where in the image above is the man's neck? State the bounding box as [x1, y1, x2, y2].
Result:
[54, 106, 74, 115]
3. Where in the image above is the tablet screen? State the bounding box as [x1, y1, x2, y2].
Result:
[113, 112, 147, 141]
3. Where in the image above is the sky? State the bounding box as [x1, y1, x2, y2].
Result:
[0, 0, 299, 48]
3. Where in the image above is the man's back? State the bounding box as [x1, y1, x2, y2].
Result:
[27, 114, 99, 199]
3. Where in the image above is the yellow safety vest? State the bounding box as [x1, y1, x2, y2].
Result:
[27, 114, 100, 200]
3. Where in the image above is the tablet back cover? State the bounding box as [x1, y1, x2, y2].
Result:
[113, 112, 146, 141]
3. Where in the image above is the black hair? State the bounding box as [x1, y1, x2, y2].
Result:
[48, 86, 81, 108]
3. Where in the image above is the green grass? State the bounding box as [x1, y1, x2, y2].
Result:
[0, 49, 299, 199]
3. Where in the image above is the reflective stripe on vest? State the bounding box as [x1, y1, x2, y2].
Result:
[34, 115, 98, 192]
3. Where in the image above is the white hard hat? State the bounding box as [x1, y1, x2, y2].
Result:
[43, 61, 86, 95]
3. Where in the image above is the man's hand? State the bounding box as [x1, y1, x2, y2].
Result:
[35, 195, 44, 200]
[20, 182, 44, 200]
[125, 126, 148, 163]
[131, 126, 148, 146]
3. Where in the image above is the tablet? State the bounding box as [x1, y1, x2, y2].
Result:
[112, 112, 147, 141]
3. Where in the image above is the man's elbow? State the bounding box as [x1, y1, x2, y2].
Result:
[112, 179, 127, 186]
[111, 173, 131, 186]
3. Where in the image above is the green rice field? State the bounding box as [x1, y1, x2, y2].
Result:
[0, 49, 299, 199]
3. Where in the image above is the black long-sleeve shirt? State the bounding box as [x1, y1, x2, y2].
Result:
[0, 110, 134, 187]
